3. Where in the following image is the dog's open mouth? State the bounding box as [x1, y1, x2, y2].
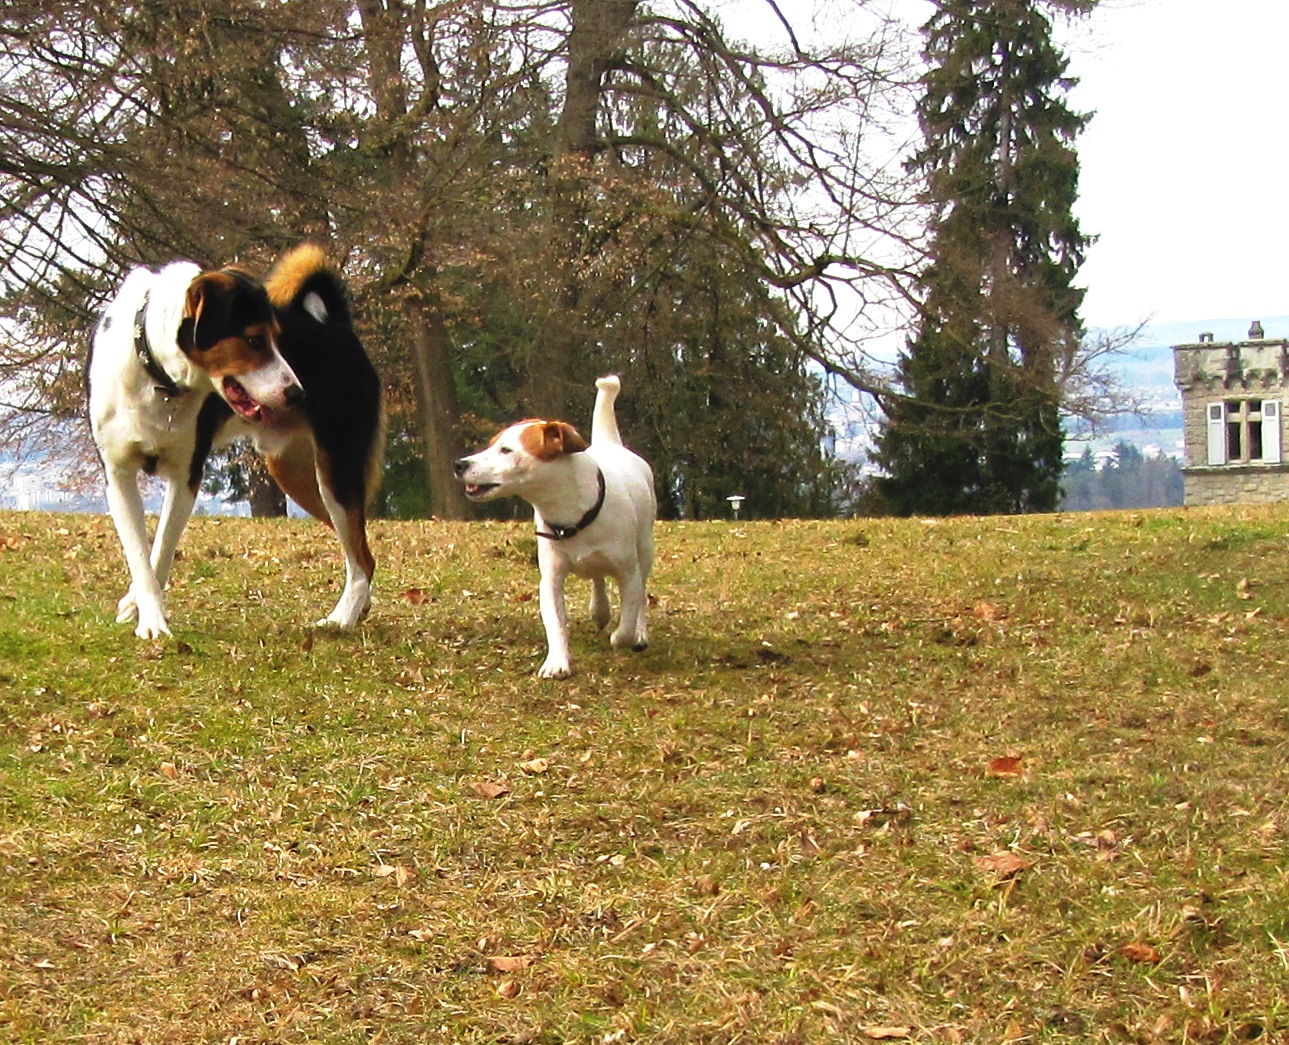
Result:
[463, 482, 498, 498]
[222, 377, 272, 423]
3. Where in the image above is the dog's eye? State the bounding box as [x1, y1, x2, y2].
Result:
[499, 446, 513, 455]
[246, 335, 265, 351]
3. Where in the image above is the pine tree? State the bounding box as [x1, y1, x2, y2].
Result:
[876, 0, 1094, 515]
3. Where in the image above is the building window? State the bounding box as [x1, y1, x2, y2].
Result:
[1207, 399, 1282, 465]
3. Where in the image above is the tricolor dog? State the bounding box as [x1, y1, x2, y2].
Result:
[455, 375, 655, 679]
[88, 244, 383, 638]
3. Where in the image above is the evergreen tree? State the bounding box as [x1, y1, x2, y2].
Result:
[876, 0, 1095, 515]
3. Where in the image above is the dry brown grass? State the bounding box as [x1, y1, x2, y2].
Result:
[1, 506, 1288, 1043]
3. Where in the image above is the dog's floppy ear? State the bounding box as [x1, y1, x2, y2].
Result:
[527, 421, 589, 460]
[184, 269, 272, 351]
[184, 273, 236, 351]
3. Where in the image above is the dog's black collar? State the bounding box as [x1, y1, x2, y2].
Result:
[536, 467, 606, 542]
[133, 290, 186, 399]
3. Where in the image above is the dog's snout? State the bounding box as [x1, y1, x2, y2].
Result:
[453, 458, 469, 478]
[285, 383, 306, 407]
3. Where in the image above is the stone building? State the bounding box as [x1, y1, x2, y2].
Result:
[1173, 322, 1289, 505]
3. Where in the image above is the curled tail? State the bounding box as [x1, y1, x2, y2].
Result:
[265, 242, 352, 325]
[592, 375, 623, 446]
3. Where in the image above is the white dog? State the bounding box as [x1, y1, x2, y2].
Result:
[88, 261, 304, 639]
[455, 376, 656, 678]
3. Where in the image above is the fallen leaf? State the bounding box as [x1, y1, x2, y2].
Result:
[487, 955, 535, 972]
[973, 852, 1032, 879]
[972, 601, 1001, 621]
[986, 755, 1024, 778]
[372, 863, 416, 886]
[159, 761, 178, 779]
[519, 757, 549, 774]
[400, 588, 428, 604]
[407, 928, 435, 942]
[470, 780, 510, 799]
[496, 978, 521, 998]
[1120, 940, 1162, 964]
[861, 1027, 913, 1040]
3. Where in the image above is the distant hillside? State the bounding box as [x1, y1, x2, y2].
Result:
[1105, 314, 1289, 400]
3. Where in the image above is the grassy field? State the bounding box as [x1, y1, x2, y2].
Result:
[1, 505, 1288, 1044]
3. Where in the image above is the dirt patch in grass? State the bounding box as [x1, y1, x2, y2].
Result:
[2, 507, 1288, 1043]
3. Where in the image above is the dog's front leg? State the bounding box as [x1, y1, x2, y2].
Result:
[610, 569, 649, 653]
[536, 552, 572, 679]
[115, 477, 199, 628]
[151, 477, 198, 591]
[104, 467, 171, 639]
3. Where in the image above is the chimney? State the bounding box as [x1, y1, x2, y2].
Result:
[1199, 332, 1213, 343]
[1249, 320, 1265, 339]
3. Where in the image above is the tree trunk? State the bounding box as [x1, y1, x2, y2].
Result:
[247, 457, 288, 517]
[407, 283, 471, 520]
[531, 0, 640, 420]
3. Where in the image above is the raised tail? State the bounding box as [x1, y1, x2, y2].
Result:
[265, 242, 352, 325]
[591, 375, 623, 446]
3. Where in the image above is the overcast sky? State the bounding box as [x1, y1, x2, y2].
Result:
[722, 0, 1289, 333]
[1067, 0, 1289, 330]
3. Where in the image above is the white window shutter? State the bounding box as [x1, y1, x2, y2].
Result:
[1262, 400, 1282, 463]
[1207, 402, 1226, 464]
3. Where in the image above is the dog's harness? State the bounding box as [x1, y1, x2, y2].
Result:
[536, 467, 607, 541]
[133, 290, 186, 399]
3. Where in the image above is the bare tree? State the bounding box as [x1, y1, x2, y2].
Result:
[0, 1, 996, 515]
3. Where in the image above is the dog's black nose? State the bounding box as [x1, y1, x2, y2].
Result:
[284, 384, 306, 406]
[453, 459, 468, 477]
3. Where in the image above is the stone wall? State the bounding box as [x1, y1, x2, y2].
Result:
[1181, 464, 1289, 506]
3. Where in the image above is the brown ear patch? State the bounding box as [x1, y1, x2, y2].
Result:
[489, 419, 542, 449]
[183, 270, 277, 354]
[520, 421, 588, 460]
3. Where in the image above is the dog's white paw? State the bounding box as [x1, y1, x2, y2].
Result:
[610, 627, 648, 652]
[133, 608, 171, 640]
[318, 587, 371, 630]
[317, 613, 363, 628]
[538, 659, 572, 680]
[316, 601, 370, 630]
[115, 590, 139, 624]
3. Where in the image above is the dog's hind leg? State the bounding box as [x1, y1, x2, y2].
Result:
[614, 528, 653, 652]
[589, 578, 611, 631]
[265, 438, 374, 628]
[316, 483, 374, 628]
[264, 435, 329, 521]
